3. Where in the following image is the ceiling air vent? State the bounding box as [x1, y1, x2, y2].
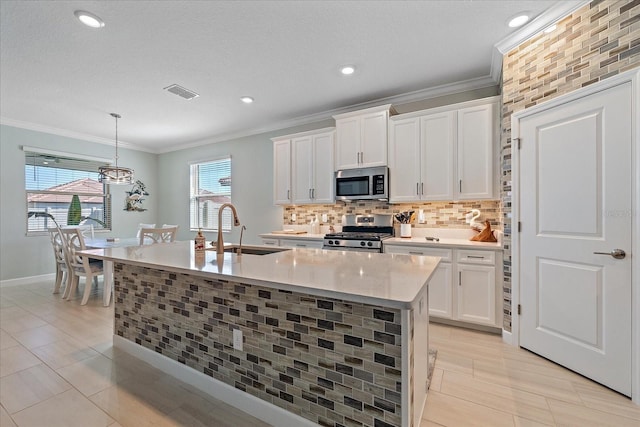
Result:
[164, 84, 199, 100]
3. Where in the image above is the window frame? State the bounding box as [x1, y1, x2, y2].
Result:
[24, 146, 113, 236]
[189, 155, 232, 233]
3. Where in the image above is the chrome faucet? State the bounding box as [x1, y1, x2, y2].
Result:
[238, 225, 247, 256]
[216, 203, 241, 255]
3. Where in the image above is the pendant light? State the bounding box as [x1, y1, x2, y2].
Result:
[99, 113, 134, 185]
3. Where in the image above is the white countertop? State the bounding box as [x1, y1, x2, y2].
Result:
[82, 241, 439, 309]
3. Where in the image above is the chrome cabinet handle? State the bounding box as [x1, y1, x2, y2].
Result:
[287, 189, 290, 200]
[409, 251, 424, 255]
[416, 183, 419, 195]
[593, 249, 626, 259]
[468, 255, 485, 259]
[421, 182, 424, 195]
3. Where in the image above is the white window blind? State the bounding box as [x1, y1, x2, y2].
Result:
[190, 156, 232, 232]
[25, 150, 112, 234]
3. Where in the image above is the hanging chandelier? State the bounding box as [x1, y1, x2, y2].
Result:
[99, 113, 134, 185]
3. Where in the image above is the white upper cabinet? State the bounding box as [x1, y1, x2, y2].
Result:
[273, 138, 291, 205]
[388, 97, 498, 203]
[272, 128, 335, 205]
[456, 103, 495, 200]
[292, 130, 335, 204]
[334, 105, 395, 170]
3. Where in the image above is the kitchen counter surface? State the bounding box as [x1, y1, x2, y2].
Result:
[82, 241, 439, 309]
[384, 236, 502, 250]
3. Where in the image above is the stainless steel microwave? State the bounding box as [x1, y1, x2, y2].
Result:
[335, 166, 389, 201]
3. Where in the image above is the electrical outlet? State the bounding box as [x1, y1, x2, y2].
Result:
[321, 213, 328, 223]
[291, 213, 297, 222]
[233, 329, 243, 351]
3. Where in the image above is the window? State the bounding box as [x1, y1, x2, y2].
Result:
[190, 156, 232, 232]
[25, 148, 112, 234]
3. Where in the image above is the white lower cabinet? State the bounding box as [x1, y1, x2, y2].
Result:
[261, 237, 323, 249]
[456, 264, 496, 326]
[384, 244, 501, 328]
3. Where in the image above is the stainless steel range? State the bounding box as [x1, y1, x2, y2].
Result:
[323, 214, 393, 252]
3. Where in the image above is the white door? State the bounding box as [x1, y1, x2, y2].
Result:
[292, 136, 313, 204]
[388, 117, 421, 202]
[518, 82, 632, 396]
[457, 104, 494, 200]
[422, 111, 455, 201]
[273, 139, 291, 205]
[335, 117, 361, 170]
[311, 132, 335, 203]
[360, 111, 388, 167]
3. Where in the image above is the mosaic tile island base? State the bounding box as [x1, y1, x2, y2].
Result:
[84, 242, 436, 427]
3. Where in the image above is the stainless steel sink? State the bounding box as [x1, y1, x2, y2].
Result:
[223, 246, 290, 256]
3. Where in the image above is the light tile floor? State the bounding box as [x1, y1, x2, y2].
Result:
[1, 280, 639, 426]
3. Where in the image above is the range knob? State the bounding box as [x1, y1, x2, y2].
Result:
[360, 241, 366, 247]
[367, 241, 373, 247]
[327, 240, 333, 245]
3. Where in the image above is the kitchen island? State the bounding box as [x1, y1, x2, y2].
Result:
[83, 241, 439, 427]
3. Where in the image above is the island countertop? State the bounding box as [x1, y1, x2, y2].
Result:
[82, 241, 439, 309]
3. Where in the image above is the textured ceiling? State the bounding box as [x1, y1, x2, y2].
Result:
[0, 1, 582, 153]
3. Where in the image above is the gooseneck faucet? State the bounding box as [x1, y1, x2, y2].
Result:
[216, 203, 241, 255]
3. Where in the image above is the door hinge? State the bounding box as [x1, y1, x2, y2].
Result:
[517, 304, 522, 315]
[513, 137, 521, 149]
[518, 221, 522, 232]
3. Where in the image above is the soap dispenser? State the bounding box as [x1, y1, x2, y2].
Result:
[194, 229, 205, 252]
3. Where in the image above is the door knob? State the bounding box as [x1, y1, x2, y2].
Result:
[593, 249, 626, 259]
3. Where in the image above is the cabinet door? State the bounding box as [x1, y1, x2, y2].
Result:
[311, 132, 335, 203]
[389, 117, 421, 203]
[456, 104, 494, 200]
[360, 111, 388, 167]
[335, 117, 361, 170]
[427, 262, 453, 319]
[273, 139, 291, 205]
[421, 111, 455, 201]
[292, 136, 313, 204]
[456, 264, 496, 326]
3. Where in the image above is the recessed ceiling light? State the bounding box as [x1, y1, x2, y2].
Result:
[74, 10, 105, 28]
[240, 96, 254, 104]
[508, 14, 530, 28]
[544, 24, 557, 34]
[340, 66, 356, 75]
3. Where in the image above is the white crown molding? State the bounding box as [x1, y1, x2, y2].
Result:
[0, 116, 157, 153]
[157, 75, 498, 153]
[494, 0, 589, 54]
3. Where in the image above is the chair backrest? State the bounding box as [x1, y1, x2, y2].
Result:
[48, 227, 67, 268]
[61, 228, 90, 273]
[139, 226, 178, 245]
[136, 223, 156, 239]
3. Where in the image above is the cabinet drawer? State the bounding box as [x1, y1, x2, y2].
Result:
[385, 245, 452, 262]
[457, 249, 495, 265]
[279, 239, 323, 249]
[261, 238, 279, 246]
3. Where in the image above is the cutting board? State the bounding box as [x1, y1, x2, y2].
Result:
[271, 230, 308, 235]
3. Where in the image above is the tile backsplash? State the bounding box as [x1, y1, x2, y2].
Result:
[283, 200, 500, 229]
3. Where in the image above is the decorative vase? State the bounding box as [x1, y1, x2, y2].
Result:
[400, 224, 412, 238]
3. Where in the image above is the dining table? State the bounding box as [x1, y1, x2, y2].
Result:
[83, 237, 140, 306]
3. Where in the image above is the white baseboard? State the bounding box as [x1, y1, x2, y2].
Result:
[502, 329, 514, 345]
[113, 335, 319, 427]
[0, 273, 55, 288]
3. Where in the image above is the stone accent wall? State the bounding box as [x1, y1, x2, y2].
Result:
[114, 263, 410, 427]
[284, 200, 500, 229]
[501, 0, 640, 331]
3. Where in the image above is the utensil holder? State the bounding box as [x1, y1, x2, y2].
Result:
[400, 224, 412, 238]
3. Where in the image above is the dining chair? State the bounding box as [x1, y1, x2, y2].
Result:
[61, 228, 104, 305]
[136, 223, 156, 239]
[48, 227, 69, 295]
[139, 226, 178, 245]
